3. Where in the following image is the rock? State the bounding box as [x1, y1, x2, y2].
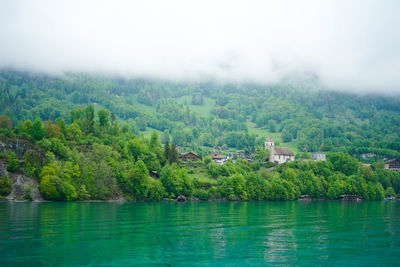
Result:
[0, 160, 43, 201]
[6, 173, 43, 201]
[176, 195, 187, 202]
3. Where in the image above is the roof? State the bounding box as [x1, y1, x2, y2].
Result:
[274, 147, 294, 156]
[179, 152, 200, 158]
[385, 159, 400, 163]
[210, 151, 225, 159]
[266, 137, 273, 142]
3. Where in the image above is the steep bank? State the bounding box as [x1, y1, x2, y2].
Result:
[0, 160, 43, 201]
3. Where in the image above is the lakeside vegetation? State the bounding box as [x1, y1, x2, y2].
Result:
[0, 70, 400, 201]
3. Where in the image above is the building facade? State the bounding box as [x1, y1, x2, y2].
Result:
[311, 152, 326, 161]
[385, 159, 400, 171]
[264, 137, 294, 164]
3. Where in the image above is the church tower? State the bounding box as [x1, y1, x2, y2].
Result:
[264, 137, 274, 149]
[265, 137, 275, 162]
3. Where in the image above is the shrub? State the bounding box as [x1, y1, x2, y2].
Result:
[6, 152, 19, 173]
[194, 189, 209, 200]
[0, 176, 11, 196]
[23, 184, 33, 200]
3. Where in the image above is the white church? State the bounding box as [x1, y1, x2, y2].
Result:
[264, 137, 295, 164]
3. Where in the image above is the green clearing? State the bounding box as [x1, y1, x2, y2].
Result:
[246, 121, 299, 155]
[139, 127, 163, 138]
[176, 96, 216, 116]
[186, 165, 217, 184]
[129, 94, 157, 113]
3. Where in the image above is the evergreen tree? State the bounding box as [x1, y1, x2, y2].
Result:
[83, 105, 95, 135]
[30, 118, 45, 141]
[164, 141, 170, 163]
[169, 144, 178, 163]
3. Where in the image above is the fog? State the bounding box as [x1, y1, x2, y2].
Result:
[1, 0, 400, 94]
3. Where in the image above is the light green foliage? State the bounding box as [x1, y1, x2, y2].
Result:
[39, 163, 78, 201]
[1, 69, 399, 202]
[246, 173, 271, 200]
[67, 123, 82, 142]
[194, 188, 209, 200]
[252, 146, 267, 162]
[147, 178, 165, 201]
[125, 160, 149, 200]
[0, 176, 11, 196]
[218, 173, 247, 200]
[385, 187, 396, 197]
[204, 156, 212, 165]
[160, 164, 193, 198]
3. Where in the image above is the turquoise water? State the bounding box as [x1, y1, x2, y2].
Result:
[0, 201, 399, 266]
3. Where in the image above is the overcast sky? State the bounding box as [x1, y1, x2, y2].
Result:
[0, 0, 400, 93]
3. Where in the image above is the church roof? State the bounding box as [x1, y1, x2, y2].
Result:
[266, 137, 273, 142]
[274, 147, 294, 156]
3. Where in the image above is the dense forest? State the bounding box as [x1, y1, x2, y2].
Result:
[0, 69, 400, 201]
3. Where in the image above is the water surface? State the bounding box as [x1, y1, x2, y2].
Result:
[0, 201, 399, 266]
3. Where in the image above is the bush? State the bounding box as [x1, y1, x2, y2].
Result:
[6, 152, 19, 173]
[0, 176, 11, 196]
[147, 178, 165, 201]
[23, 184, 33, 200]
[194, 189, 209, 200]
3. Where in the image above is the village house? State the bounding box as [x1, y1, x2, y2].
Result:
[385, 159, 400, 171]
[264, 137, 294, 164]
[179, 152, 201, 162]
[210, 151, 226, 165]
[311, 152, 326, 161]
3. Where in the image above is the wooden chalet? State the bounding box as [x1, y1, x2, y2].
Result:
[210, 151, 226, 165]
[385, 159, 400, 171]
[179, 152, 201, 162]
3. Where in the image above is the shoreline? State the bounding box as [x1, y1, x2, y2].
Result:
[1, 199, 398, 203]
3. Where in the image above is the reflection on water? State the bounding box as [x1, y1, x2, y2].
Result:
[0, 201, 399, 266]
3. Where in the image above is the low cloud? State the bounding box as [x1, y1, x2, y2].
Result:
[1, 0, 400, 94]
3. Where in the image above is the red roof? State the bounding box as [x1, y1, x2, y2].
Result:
[274, 147, 294, 156]
[210, 151, 225, 159]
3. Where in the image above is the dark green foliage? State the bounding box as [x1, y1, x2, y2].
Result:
[0, 176, 11, 196]
[0, 115, 12, 129]
[138, 90, 153, 106]
[328, 152, 359, 176]
[6, 152, 19, 173]
[83, 105, 95, 135]
[98, 109, 110, 129]
[30, 118, 45, 141]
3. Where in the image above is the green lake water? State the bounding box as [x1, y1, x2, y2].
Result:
[0, 201, 399, 266]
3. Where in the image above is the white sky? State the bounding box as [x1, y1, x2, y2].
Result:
[0, 0, 400, 93]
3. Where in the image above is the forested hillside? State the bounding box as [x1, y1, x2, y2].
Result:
[1, 69, 400, 201]
[1, 69, 399, 160]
